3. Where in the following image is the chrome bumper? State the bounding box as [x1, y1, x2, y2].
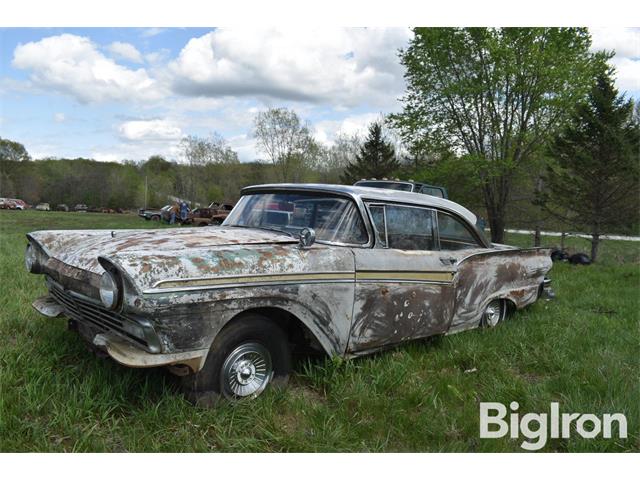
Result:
[33, 292, 209, 374]
[32, 295, 65, 317]
[93, 333, 208, 373]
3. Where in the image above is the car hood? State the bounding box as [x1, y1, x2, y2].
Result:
[28, 227, 297, 276]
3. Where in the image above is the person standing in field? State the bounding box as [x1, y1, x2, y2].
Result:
[180, 201, 189, 224]
[169, 203, 179, 224]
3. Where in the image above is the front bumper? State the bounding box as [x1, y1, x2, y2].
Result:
[93, 333, 208, 372]
[32, 295, 65, 317]
[32, 294, 209, 373]
[541, 276, 555, 299]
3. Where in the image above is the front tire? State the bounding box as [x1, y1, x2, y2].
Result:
[182, 315, 291, 406]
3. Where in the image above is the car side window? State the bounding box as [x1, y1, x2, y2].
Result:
[420, 186, 444, 198]
[437, 211, 481, 250]
[368, 204, 387, 248]
[368, 203, 436, 250]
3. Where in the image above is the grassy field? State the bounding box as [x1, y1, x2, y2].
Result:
[0, 210, 638, 452]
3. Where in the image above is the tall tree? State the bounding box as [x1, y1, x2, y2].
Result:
[179, 133, 239, 202]
[341, 122, 399, 183]
[390, 28, 601, 242]
[253, 108, 316, 182]
[0, 138, 31, 162]
[538, 71, 640, 262]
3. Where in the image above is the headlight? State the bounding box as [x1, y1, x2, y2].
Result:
[25, 244, 40, 273]
[99, 271, 119, 310]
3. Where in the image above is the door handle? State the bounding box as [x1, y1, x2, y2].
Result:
[439, 256, 457, 266]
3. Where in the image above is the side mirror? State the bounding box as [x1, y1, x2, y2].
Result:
[298, 227, 316, 248]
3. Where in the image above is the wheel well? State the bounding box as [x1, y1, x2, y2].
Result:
[224, 307, 327, 356]
[503, 298, 516, 316]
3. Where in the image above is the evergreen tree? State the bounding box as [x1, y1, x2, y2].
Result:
[341, 122, 398, 183]
[539, 71, 640, 262]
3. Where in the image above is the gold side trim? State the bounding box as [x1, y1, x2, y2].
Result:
[356, 271, 455, 282]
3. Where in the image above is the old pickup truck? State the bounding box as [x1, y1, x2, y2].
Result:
[26, 184, 552, 405]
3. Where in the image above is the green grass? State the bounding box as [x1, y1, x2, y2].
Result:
[1, 210, 638, 452]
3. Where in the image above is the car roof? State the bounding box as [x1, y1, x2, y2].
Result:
[241, 183, 477, 225]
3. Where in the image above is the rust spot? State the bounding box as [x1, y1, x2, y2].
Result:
[510, 288, 527, 299]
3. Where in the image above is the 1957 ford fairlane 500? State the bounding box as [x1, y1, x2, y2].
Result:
[26, 184, 552, 404]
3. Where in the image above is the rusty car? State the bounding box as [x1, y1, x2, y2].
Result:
[25, 184, 552, 405]
[185, 203, 236, 227]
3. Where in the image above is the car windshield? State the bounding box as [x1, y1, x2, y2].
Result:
[224, 192, 368, 245]
[355, 181, 413, 192]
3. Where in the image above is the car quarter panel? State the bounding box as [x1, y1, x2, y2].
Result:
[119, 244, 356, 356]
[448, 248, 552, 333]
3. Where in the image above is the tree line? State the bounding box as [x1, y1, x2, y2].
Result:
[1, 28, 638, 261]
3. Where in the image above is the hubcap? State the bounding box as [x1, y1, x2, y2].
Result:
[484, 300, 503, 327]
[221, 342, 273, 399]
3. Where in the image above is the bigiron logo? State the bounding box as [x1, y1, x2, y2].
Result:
[479, 402, 628, 451]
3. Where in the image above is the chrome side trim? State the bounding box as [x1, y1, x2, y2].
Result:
[151, 271, 354, 289]
[144, 269, 456, 294]
[143, 278, 354, 294]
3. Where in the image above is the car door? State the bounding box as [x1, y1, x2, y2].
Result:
[347, 203, 457, 353]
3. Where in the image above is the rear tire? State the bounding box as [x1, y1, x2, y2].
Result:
[182, 315, 291, 407]
[481, 299, 506, 328]
[151, 215, 160, 222]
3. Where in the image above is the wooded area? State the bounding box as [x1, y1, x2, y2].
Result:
[1, 28, 638, 249]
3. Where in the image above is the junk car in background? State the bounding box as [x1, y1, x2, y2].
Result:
[138, 206, 166, 222]
[354, 179, 448, 199]
[185, 203, 235, 226]
[0, 198, 28, 210]
[26, 184, 552, 405]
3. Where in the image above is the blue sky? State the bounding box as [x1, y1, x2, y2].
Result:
[1, 27, 638, 162]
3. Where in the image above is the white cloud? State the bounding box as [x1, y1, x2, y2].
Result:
[590, 27, 640, 93]
[118, 118, 183, 142]
[107, 41, 144, 63]
[227, 134, 259, 162]
[144, 48, 171, 65]
[168, 28, 411, 108]
[12, 34, 165, 104]
[92, 139, 183, 163]
[53, 112, 65, 123]
[590, 27, 640, 59]
[92, 152, 122, 163]
[609, 57, 640, 93]
[314, 112, 382, 145]
[140, 28, 166, 38]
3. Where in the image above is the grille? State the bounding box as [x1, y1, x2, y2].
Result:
[49, 281, 152, 350]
